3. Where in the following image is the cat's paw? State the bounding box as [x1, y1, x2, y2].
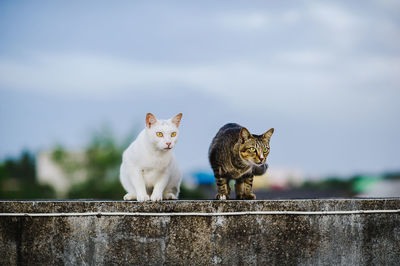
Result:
[216, 194, 229, 200]
[123, 193, 136, 201]
[235, 193, 245, 200]
[244, 193, 256, 200]
[136, 194, 150, 202]
[164, 193, 177, 200]
[150, 194, 163, 202]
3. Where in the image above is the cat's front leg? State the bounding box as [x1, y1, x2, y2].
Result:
[235, 177, 245, 200]
[150, 174, 170, 202]
[215, 175, 231, 200]
[163, 187, 179, 200]
[243, 174, 256, 200]
[130, 166, 149, 202]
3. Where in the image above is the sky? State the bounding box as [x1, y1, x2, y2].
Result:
[0, 0, 399, 177]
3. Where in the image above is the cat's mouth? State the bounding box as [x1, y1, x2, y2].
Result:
[254, 162, 268, 168]
[164, 147, 172, 150]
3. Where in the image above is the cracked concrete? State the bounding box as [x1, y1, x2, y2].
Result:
[0, 199, 399, 265]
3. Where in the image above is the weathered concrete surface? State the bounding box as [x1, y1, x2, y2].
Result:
[0, 199, 399, 265]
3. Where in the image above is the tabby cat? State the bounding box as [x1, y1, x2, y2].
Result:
[209, 123, 274, 200]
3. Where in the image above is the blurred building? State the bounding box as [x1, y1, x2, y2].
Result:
[186, 167, 305, 190]
[356, 179, 400, 197]
[253, 167, 305, 190]
[36, 151, 87, 197]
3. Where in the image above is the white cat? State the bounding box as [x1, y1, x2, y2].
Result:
[120, 113, 183, 202]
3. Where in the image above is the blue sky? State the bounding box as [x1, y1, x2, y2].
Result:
[1, 0, 399, 177]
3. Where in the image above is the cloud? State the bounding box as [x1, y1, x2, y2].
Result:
[378, 0, 400, 8]
[1, 2, 399, 122]
[217, 12, 270, 31]
[1, 51, 399, 124]
[215, 9, 303, 32]
[1, 1, 399, 175]
[0, 53, 336, 102]
[308, 3, 361, 32]
[305, 3, 365, 50]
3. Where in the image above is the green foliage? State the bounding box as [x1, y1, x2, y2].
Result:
[301, 177, 356, 195]
[51, 125, 209, 200]
[3, 151, 36, 181]
[0, 124, 211, 200]
[352, 177, 379, 194]
[52, 145, 68, 163]
[68, 177, 125, 200]
[300, 175, 392, 196]
[179, 184, 207, 200]
[0, 151, 55, 199]
[51, 126, 127, 199]
[383, 172, 400, 180]
[51, 145, 83, 175]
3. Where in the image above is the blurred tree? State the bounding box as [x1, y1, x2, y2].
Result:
[52, 124, 208, 200]
[0, 151, 55, 199]
[301, 177, 356, 197]
[56, 126, 127, 199]
[179, 183, 207, 199]
[384, 172, 400, 180]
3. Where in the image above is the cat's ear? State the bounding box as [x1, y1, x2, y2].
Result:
[239, 127, 251, 143]
[262, 128, 274, 142]
[171, 113, 183, 127]
[146, 113, 157, 128]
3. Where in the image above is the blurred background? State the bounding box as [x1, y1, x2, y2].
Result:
[1, 0, 399, 199]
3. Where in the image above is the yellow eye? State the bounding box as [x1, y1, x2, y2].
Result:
[249, 147, 256, 152]
[264, 147, 269, 153]
[156, 132, 163, 137]
[171, 132, 177, 137]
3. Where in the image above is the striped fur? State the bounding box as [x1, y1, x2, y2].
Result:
[209, 123, 274, 200]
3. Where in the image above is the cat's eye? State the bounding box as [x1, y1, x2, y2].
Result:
[249, 147, 256, 152]
[156, 132, 163, 137]
[171, 132, 177, 137]
[263, 147, 269, 153]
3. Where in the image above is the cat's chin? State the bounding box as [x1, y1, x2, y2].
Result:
[252, 163, 268, 176]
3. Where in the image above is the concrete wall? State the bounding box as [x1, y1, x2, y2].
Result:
[0, 199, 399, 265]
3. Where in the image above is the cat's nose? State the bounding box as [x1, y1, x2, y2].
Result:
[166, 142, 171, 147]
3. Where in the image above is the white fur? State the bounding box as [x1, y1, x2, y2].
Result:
[120, 114, 182, 202]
